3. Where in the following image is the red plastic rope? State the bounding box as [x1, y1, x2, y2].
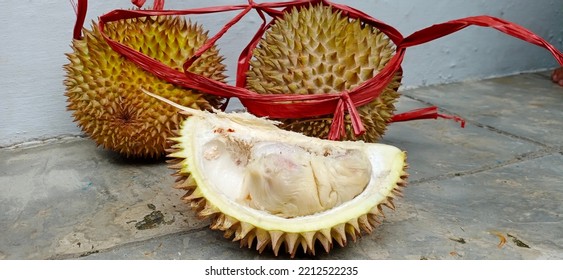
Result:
[71, 0, 88, 40]
[92, 0, 406, 140]
[391, 106, 466, 128]
[71, 0, 563, 140]
[399, 15, 563, 65]
[131, 0, 164, 10]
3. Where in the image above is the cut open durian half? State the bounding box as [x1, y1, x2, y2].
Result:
[145, 90, 408, 257]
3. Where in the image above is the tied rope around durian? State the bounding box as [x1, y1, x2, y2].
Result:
[73, 0, 563, 144]
[246, 5, 402, 142]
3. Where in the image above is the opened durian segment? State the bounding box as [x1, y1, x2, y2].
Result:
[176, 111, 406, 233]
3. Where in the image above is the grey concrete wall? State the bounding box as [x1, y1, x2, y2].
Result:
[1, 0, 562, 147]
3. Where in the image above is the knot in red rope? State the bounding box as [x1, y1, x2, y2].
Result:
[328, 91, 366, 140]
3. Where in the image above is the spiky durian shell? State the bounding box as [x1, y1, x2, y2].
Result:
[64, 16, 226, 158]
[172, 162, 407, 257]
[158, 103, 409, 257]
[246, 5, 401, 141]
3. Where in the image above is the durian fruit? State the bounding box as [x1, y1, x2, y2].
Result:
[246, 5, 402, 141]
[64, 16, 226, 158]
[145, 90, 408, 257]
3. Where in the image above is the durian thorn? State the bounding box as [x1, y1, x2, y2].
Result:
[223, 228, 236, 239]
[397, 180, 408, 188]
[285, 233, 300, 258]
[367, 213, 382, 228]
[319, 228, 332, 242]
[173, 172, 189, 181]
[181, 191, 194, 201]
[301, 231, 316, 253]
[165, 148, 180, 155]
[332, 224, 347, 247]
[172, 171, 186, 179]
[241, 231, 256, 249]
[316, 234, 331, 254]
[183, 187, 204, 200]
[255, 229, 271, 253]
[270, 231, 284, 256]
[210, 214, 226, 230]
[384, 197, 396, 210]
[174, 175, 186, 183]
[190, 197, 206, 208]
[142, 88, 205, 117]
[168, 162, 184, 170]
[234, 222, 254, 242]
[345, 226, 358, 243]
[176, 181, 195, 192]
[347, 219, 361, 236]
[300, 239, 309, 255]
[376, 204, 386, 218]
[401, 163, 410, 175]
[167, 156, 183, 164]
[168, 151, 187, 160]
[221, 215, 238, 230]
[358, 214, 373, 234]
[391, 188, 404, 197]
[185, 175, 198, 188]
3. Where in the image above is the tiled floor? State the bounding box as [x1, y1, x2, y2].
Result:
[1, 71, 561, 259]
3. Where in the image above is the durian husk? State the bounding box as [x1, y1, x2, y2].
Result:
[64, 16, 226, 158]
[246, 5, 402, 142]
[174, 169, 407, 257]
[148, 91, 409, 257]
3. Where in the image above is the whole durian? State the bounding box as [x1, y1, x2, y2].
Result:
[246, 5, 401, 141]
[64, 16, 226, 158]
[145, 90, 408, 257]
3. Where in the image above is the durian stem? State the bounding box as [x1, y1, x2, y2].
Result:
[141, 88, 204, 117]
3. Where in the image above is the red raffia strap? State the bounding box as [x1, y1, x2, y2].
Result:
[72, 0, 563, 140]
[399, 15, 563, 65]
[389, 15, 563, 129]
[71, 0, 165, 40]
[131, 0, 164, 10]
[79, 0, 400, 140]
[71, 0, 88, 40]
[391, 106, 466, 128]
[183, 4, 256, 70]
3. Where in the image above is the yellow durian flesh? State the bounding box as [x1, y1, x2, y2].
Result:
[241, 144, 371, 218]
[167, 105, 408, 256]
